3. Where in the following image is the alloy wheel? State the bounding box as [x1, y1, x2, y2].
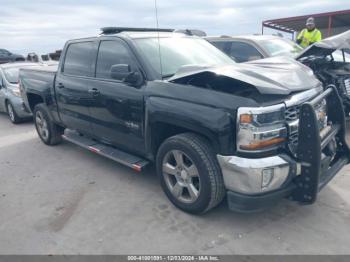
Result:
[35, 111, 49, 141]
[7, 103, 15, 122]
[162, 150, 201, 204]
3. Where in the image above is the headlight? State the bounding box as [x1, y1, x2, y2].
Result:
[237, 104, 287, 153]
[10, 87, 21, 97]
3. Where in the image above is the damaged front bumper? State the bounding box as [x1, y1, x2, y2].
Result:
[217, 86, 350, 212]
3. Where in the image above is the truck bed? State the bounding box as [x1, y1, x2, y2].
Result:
[21, 64, 58, 73]
[19, 64, 58, 113]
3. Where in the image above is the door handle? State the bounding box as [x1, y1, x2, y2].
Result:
[88, 88, 100, 96]
[57, 83, 65, 89]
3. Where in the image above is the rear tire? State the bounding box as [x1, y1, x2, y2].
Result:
[6, 102, 21, 124]
[33, 103, 64, 145]
[156, 133, 225, 214]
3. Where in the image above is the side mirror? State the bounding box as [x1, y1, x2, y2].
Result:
[111, 64, 131, 80]
[110, 64, 143, 86]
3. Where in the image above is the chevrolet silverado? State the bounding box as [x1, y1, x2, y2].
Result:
[19, 27, 350, 214]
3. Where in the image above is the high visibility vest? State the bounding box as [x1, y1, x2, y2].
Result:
[297, 28, 322, 48]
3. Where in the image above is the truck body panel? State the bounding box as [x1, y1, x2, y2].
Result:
[19, 29, 350, 213]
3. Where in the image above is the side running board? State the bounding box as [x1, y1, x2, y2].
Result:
[62, 129, 149, 172]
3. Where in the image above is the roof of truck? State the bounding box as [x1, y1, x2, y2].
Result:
[19, 64, 58, 73]
[103, 31, 189, 39]
[66, 28, 201, 43]
[67, 31, 190, 44]
[100, 27, 179, 38]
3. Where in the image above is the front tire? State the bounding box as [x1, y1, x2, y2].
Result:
[156, 133, 225, 214]
[6, 102, 21, 124]
[33, 103, 63, 145]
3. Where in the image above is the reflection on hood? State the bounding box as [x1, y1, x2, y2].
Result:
[169, 56, 320, 95]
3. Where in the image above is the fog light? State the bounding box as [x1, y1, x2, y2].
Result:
[262, 168, 274, 189]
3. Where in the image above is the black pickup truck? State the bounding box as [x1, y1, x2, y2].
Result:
[19, 27, 350, 214]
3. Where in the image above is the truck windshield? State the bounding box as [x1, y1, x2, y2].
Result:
[134, 37, 234, 78]
[259, 38, 303, 57]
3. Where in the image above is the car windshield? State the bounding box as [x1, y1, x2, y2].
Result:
[3, 68, 20, 84]
[134, 36, 234, 77]
[258, 38, 303, 57]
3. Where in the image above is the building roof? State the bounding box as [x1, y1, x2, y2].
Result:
[262, 9, 350, 37]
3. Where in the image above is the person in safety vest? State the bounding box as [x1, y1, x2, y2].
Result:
[296, 17, 322, 48]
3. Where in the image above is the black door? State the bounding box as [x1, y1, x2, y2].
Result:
[55, 41, 98, 134]
[88, 40, 145, 154]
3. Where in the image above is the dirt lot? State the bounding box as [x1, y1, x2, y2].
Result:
[0, 113, 350, 255]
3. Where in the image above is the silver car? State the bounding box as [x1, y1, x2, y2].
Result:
[0, 62, 37, 123]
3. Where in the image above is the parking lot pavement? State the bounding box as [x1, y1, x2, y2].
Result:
[0, 113, 350, 255]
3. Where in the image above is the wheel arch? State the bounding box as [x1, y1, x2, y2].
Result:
[148, 121, 218, 159]
[145, 97, 235, 159]
[27, 92, 45, 112]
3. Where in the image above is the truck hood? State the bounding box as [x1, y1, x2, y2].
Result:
[169, 56, 319, 95]
[296, 30, 350, 60]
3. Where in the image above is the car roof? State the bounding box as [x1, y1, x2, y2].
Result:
[0, 62, 39, 69]
[206, 35, 283, 42]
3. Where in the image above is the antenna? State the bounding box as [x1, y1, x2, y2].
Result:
[154, 0, 163, 77]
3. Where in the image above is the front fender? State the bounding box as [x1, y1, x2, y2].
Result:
[145, 96, 235, 155]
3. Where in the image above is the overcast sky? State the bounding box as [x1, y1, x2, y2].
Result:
[1, 0, 349, 55]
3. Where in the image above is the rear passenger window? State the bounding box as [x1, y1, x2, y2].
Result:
[63, 42, 95, 77]
[96, 40, 135, 80]
[228, 42, 263, 63]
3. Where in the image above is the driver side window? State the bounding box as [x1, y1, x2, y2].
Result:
[96, 40, 137, 80]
